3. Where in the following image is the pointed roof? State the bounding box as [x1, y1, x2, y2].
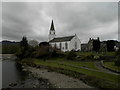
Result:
[50, 20, 55, 31]
[49, 35, 75, 43]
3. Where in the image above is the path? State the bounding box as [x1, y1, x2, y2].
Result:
[58, 62, 101, 72]
[94, 61, 119, 75]
[26, 66, 94, 88]
[57, 62, 119, 75]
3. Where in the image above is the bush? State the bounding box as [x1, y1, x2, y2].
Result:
[93, 55, 100, 60]
[115, 59, 120, 66]
[66, 51, 76, 60]
[115, 49, 120, 66]
[16, 46, 34, 59]
[84, 53, 94, 59]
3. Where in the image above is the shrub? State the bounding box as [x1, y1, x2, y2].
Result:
[93, 55, 100, 60]
[115, 59, 120, 66]
[16, 46, 34, 59]
[115, 49, 120, 66]
[84, 53, 94, 60]
[66, 51, 76, 60]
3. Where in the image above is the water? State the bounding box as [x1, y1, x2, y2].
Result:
[2, 60, 28, 88]
[0, 55, 2, 89]
[2, 54, 52, 88]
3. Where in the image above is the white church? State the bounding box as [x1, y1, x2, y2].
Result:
[49, 20, 81, 52]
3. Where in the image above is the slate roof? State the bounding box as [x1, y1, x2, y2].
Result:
[49, 35, 75, 43]
[50, 20, 55, 31]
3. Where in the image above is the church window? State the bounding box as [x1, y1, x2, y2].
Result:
[54, 43, 56, 48]
[60, 42, 62, 50]
[75, 42, 77, 49]
[65, 42, 68, 50]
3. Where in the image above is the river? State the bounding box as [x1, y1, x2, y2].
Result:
[2, 54, 52, 89]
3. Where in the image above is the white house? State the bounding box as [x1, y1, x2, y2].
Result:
[49, 20, 81, 52]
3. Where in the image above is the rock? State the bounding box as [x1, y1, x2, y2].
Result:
[22, 66, 25, 68]
[48, 70, 50, 72]
[41, 82, 44, 85]
[33, 85, 36, 88]
[21, 81, 24, 85]
[22, 69, 27, 71]
[9, 82, 17, 87]
[74, 80, 76, 82]
[38, 66, 41, 68]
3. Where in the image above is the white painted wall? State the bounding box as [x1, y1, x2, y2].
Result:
[69, 35, 81, 51]
[50, 41, 70, 52]
[49, 30, 56, 41]
[49, 35, 81, 52]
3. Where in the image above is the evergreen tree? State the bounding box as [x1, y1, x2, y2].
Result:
[16, 36, 29, 59]
[106, 40, 115, 52]
[93, 39, 100, 52]
[20, 36, 28, 48]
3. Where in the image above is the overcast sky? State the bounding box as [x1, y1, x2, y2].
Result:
[2, 2, 118, 43]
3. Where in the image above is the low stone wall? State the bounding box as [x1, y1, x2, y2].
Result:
[100, 60, 120, 74]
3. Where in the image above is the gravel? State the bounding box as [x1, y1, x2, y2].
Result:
[27, 66, 93, 88]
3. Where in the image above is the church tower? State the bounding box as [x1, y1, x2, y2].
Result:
[49, 20, 56, 41]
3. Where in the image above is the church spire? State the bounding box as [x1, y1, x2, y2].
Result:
[50, 20, 55, 31]
[49, 20, 56, 41]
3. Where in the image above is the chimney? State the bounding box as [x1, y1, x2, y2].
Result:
[97, 37, 100, 40]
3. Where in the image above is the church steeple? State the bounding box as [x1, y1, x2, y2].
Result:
[49, 20, 56, 41]
[50, 20, 55, 31]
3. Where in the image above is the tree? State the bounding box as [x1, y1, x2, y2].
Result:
[20, 36, 28, 48]
[93, 39, 100, 52]
[115, 48, 120, 66]
[28, 40, 38, 47]
[16, 36, 31, 59]
[66, 51, 76, 60]
[106, 40, 115, 52]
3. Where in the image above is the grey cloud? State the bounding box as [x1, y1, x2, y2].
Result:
[2, 2, 118, 43]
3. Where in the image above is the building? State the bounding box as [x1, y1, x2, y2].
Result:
[81, 38, 120, 52]
[48, 20, 81, 52]
[81, 43, 88, 52]
[87, 37, 100, 52]
[100, 41, 107, 52]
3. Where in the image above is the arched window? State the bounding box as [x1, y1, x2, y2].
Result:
[60, 42, 62, 50]
[65, 42, 68, 50]
[54, 43, 56, 48]
[75, 42, 77, 49]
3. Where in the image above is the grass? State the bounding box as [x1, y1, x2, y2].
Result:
[38, 58, 99, 70]
[104, 62, 120, 72]
[22, 58, 119, 83]
[21, 58, 120, 89]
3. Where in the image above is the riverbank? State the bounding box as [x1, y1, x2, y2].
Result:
[2, 54, 54, 89]
[20, 58, 119, 89]
[25, 66, 93, 88]
[2, 54, 17, 61]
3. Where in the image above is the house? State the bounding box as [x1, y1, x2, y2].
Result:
[81, 37, 120, 52]
[48, 20, 81, 52]
[100, 41, 107, 52]
[81, 43, 88, 52]
[81, 37, 101, 52]
[87, 37, 100, 52]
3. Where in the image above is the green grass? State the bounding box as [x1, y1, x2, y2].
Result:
[104, 62, 120, 72]
[57, 60, 99, 70]
[21, 58, 120, 89]
[22, 58, 119, 83]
